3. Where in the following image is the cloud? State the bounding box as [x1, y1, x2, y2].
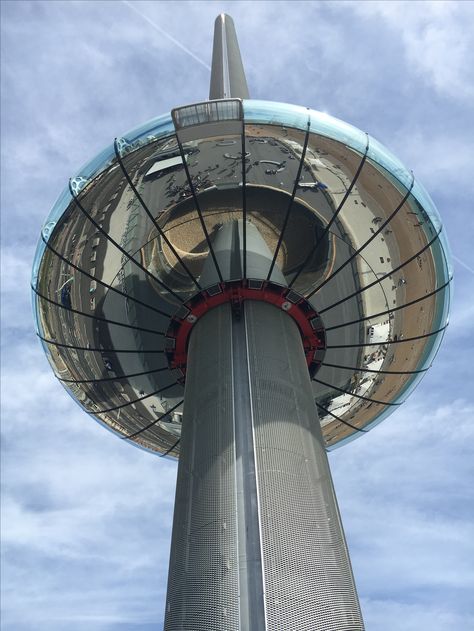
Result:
[2, 341, 176, 630]
[331, 398, 474, 624]
[361, 598, 474, 631]
[1, 1, 473, 629]
[343, 1, 474, 102]
[121, 0, 211, 71]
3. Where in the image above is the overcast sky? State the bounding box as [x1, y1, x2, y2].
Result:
[1, 1, 474, 629]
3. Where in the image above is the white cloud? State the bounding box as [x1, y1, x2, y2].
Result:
[344, 1, 474, 102]
[388, 128, 473, 191]
[1, 1, 472, 629]
[362, 598, 474, 631]
[330, 398, 474, 627]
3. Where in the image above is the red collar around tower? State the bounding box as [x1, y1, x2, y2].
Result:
[165, 279, 326, 383]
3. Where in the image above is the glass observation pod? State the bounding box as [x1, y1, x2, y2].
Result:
[32, 99, 452, 456]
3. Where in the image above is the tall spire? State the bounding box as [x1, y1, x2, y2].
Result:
[209, 13, 250, 100]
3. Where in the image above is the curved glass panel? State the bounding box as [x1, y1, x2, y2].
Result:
[244, 100, 368, 155]
[31, 115, 175, 291]
[411, 179, 453, 278]
[118, 112, 174, 150]
[244, 102, 453, 270]
[308, 111, 368, 156]
[74, 143, 116, 184]
[243, 99, 309, 131]
[326, 403, 396, 451]
[32, 99, 452, 455]
[32, 185, 73, 291]
[366, 135, 413, 191]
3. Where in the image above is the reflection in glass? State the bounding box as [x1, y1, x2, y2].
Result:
[32, 100, 451, 455]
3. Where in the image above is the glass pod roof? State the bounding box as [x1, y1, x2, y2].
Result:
[32, 100, 452, 455]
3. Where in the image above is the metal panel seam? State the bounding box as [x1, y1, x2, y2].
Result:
[244, 304, 268, 631]
[230, 309, 242, 631]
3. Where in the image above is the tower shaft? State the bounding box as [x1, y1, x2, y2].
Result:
[164, 299, 364, 630]
[209, 13, 250, 100]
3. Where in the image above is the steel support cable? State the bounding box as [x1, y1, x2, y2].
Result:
[95, 382, 179, 414]
[325, 324, 447, 349]
[319, 228, 443, 315]
[325, 277, 452, 331]
[305, 173, 415, 300]
[312, 377, 401, 407]
[160, 438, 181, 457]
[122, 399, 184, 440]
[37, 333, 164, 353]
[329, 229, 390, 307]
[32, 285, 166, 336]
[267, 113, 311, 281]
[40, 235, 173, 319]
[113, 140, 202, 291]
[288, 134, 370, 289]
[320, 361, 429, 376]
[240, 114, 248, 278]
[315, 402, 368, 433]
[58, 366, 169, 385]
[174, 136, 224, 283]
[68, 181, 185, 304]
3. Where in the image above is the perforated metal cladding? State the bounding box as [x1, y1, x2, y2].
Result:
[164, 305, 240, 631]
[165, 299, 364, 630]
[245, 301, 365, 631]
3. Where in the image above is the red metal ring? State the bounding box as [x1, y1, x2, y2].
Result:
[165, 279, 326, 383]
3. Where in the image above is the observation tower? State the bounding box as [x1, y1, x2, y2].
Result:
[32, 14, 451, 631]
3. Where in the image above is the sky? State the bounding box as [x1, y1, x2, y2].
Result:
[1, 1, 473, 629]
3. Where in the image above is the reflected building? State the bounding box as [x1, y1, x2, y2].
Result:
[32, 14, 451, 631]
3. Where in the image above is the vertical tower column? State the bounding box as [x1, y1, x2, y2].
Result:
[243, 300, 364, 631]
[164, 301, 364, 631]
[209, 13, 250, 100]
[164, 302, 242, 631]
[164, 221, 364, 630]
